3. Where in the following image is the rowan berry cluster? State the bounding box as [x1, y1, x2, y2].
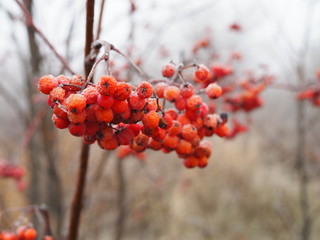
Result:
[38, 61, 230, 168]
[0, 226, 51, 240]
[223, 78, 271, 113]
[297, 85, 320, 106]
[0, 160, 25, 191]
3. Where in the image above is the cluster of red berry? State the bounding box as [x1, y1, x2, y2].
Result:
[0, 227, 52, 240]
[0, 160, 25, 191]
[223, 79, 270, 113]
[297, 86, 320, 106]
[38, 61, 230, 168]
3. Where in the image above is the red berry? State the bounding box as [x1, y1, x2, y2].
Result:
[52, 114, 69, 129]
[142, 110, 160, 129]
[181, 124, 198, 141]
[154, 82, 168, 98]
[186, 95, 202, 111]
[97, 94, 114, 109]
[68, 123, 85, 136]
[116, 128, 135, 145]
[194, 64, 210, 82]
[112, 100, 129, 114]
[49, 87, 65, 102]
[162, 63, 175, 78]
[180, 83, 194, 98]
[99, 135, 119, 150]
[97, 75, 118, 96]
[113, 82, 132, 101]
[95, 107, 113, 123]
[206, 83, 222, 99]
[69, 74, 86, 90]
[164, 86, 180, 102]
[128, 93, 146, 111]
[65, 94, 87, 113]
[24, 228, 37, 240]
[81, 85, 98, 104]
[136, 81, 153, 98]
[38, 75, 58, 94]
[67, 111, 86, 124]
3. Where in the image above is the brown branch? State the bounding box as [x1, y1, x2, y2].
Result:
[14, 0, 75, 75]
[67, 1, 95, 240]
[114, 158, 126, 240]
[95, 0, 106, 40]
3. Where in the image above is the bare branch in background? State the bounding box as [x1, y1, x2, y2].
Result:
[15, 0, 75, 75]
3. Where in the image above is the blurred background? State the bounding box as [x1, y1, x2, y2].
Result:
[0, 0, 320, 239]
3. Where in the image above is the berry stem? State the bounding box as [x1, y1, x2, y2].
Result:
[67, 1, 95, 240]
[14, 0, 75, 75]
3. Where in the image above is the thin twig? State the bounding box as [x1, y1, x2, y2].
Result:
[67, 1, 95, 240]
[14, 0, 75, 75]
[95, 0, 106, 40]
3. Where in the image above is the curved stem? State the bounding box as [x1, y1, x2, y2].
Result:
[67, 1, 95, 240]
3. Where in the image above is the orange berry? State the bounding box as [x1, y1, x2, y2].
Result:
[133, 133, 149, 147]
[99, 135, 119, 150]
[97, 126, 114, 141]
[49, 87, 65, 102]
[162, 135, 179, 150]
[183, 156, 199, 168]
[67, 111, 86, 124]
[165, 108, 178, 120]
[24, 228, 37, 240]
[203, 114, 219, 129]
[179, 83, 194, 98]
[69, 74, 86, 90]
[97, 94, 114, 109]
[176, 139, 193, 156]
[162, 63, 175, 77]
[194, 141, 212, 158]
[113, 82, 132, 101]
[81, 85, 98, 104]
[65, 94, 87, 113]
[68, 123, 85, 136]
[198, 157, 208, 168]
[215, 124, 230, 137]
[53, 104, 68, 119]
[168, 120, 182, 136]
[194, 64, 210, 82]
[52, 114, 69, 129]
[174, 96, 187, 110]
[148, 139, 162, 150]
[97, 75, 118, 96]
[206, 83, 222, 99]
[112, 100, 129, 114]
[181, 124, 198, 141]
[136, 81, 153, 98]
[145, 98, 161, 112]
[128, 93, 146, 110]
[164, 86, 180, 102]
[159, 113, 173, 129]
[186, 95, 202, 111]
[151, 127, 166, 142]
[95, 107, 113, 123]
[142, 110, 160, 129]
[38, 75, 58, 94]
[154, 82, 168, 98]
[176, 114, 191, 125]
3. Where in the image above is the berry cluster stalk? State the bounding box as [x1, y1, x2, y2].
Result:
[67, 1, 95, 240]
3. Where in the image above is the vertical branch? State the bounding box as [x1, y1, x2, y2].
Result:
[67, 1, 95, 240]
[114, 159, 126, 240]
[296, 66, 311, 240]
